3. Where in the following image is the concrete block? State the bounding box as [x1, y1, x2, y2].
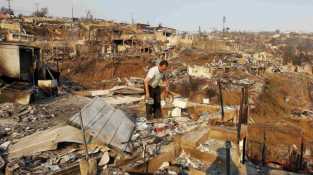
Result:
[172, 108, 181, 117]
[203, 98, 210, 104]
[173, 98, 188, 109]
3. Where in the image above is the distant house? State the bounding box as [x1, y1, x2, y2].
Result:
[0, 43, 41, 81]
[5, 32, 34, 42]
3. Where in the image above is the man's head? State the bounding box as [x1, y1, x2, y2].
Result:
[158, 60, 169, 73]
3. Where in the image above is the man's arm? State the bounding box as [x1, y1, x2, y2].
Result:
[145, 68, 156, 99]
[162, 74, 169, 95]
[144, 77, 151, 99]
[163, 72, 169, 88]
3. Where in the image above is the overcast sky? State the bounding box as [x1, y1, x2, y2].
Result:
[1, 0, 313, 32]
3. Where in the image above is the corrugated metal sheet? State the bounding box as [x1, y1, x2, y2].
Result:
[0, 44, 20, 78]
[69, 97, 135, 152]
[8, 125, 84, 159]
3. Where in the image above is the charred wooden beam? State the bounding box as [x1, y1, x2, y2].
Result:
[218, 80, 224, 121]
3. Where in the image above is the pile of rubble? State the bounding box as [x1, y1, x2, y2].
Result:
[1, 16, 313, 174]
[1, 64, 312, 174]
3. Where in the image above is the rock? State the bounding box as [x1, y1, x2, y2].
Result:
[136, 122, 149, 131]
[159, 161, 170, 170]
[22, 117, 30, 122]
[29, 110, 34, 115]
[43, 163, 61, 171]
[11, 132, 19, 138]
[0, 103, 14, 118]
[0, 141, 11, 151]
[173, 98, 188, 109]
[0, 130, 7, 138]
[4, 128, 11, 132]
[172, 108, 182, 117]
[60, 154, 77, 164]
[202, 98, 210, 104]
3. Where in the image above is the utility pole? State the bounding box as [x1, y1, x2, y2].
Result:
[7, 0, 11, 11]
[218, 80, 225, 120]
[71, 2, 74, 40]
[35, 3, 39, 16]
[198, 26, 202, 37]
[72, 0, 77, 22]
[7, 0, 12, 15]
[71, 0, 75, 21]
[222, 16, 226, 37]
[72, 6, 74, 20]
[131, 12, 135, 25]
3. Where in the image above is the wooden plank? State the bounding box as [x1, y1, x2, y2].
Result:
[8, 126, 84, 159]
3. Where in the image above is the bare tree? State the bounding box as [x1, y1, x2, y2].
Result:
[32, 7, 48, 17]
[86, 10, 93, 20]
[0, 6, 13, 15]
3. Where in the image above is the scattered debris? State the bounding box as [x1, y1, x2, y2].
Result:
[188, 65, 213, 79]
[0, 13, 313, 175]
